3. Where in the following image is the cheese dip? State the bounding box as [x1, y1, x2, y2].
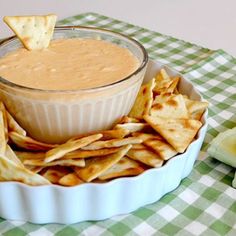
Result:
[0, 38, 139, 90]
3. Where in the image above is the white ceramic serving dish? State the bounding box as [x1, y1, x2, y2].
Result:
[0, 60, 208, 224]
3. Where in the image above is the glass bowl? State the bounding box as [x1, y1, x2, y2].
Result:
[0, 26, 148, 143]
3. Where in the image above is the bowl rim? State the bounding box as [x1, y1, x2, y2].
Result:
[0, 25, 148, 94]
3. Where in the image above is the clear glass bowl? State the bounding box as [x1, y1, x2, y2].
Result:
[0, 26, 148, 143]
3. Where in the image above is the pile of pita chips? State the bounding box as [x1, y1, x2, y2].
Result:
[0, 68, 207, 187]
[0, 104, 145, 186]
[127, 67, 207, 156]
[4, 14, 57, 50]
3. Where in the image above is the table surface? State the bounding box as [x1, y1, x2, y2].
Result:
[1, 0, 236, 57]
[0, 7, 236, 236]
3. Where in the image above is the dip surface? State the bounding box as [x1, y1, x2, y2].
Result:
[0, 38, 139, 90]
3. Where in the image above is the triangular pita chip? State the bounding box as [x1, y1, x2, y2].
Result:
[144, 139, 177, 160]
[0, 102, 8, 141]
[74, 144, 132, 182]
[132, 132, 163, 142]
[157, 68, 170, 81]
[0, 111, 6, 154]
[164, 76, 180, 94]
[26, 165, 44, 173]
[153, 93, 173, 105]
[5, 109, 26, 136]
[99, 129, 130, 140]
[81, 137, 142, 151]
[0, 154, 50, 185]
[174, 87, 179, 94]
[5, 144, 24, 167]
[98, 156, 144, 180]
[4, 14, 57, 50]
[131, 144, 147, 150]
[42, 166, 71, 184]
[16, 147, 121, 161]
[132, 132, 177, 160]
[129, 78, 156, 119]
[23, 158, 85, 167]
[117, 116, 140, 124]
[127, 144, 163, 167]
[144, 115, 202, 153]
[153, 68, 173, 94]
[184, 98, 208, 120]
[58, 173, 84, 186]
[9, 131, 57, 151]
[44, 133, 102, 163]
[69, 128, 129, 141]
[114, 123, 152, 133]
[151, 94, 189, 119]
[15, 151, 45, 161]
[64, 147, 121, 159]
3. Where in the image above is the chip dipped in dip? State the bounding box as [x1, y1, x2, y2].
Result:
[0, 38, 140, 90]
[0, 26, 148, 143]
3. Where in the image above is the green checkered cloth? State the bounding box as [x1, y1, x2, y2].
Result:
[1, 13, 235, 236]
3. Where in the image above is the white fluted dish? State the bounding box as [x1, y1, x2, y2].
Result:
[0, 60, 208, 224]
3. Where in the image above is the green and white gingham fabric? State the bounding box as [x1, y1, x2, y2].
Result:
[0, 13, 235, 236]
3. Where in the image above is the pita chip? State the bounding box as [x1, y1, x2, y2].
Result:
[184, 98, 208, 120]
[44, 133, 102, 163]
[132, 132, 163, 142]
[132, 132, 177, 160]
[42, 166, 71, 184]
[129, 78, 156, 119]
[153, 68, 173, 94]
[151, 94, 189, 119]
[144, 115, 202, 153]
[63, 147, 121, 159]
[74, 144, 132, 182]
[98, 156, 144, 180]
[0, 102, 8, 141]
[5, 110, 26, 136]
[58, 173, 84, 186]
[153, 93, 173, 105]
[25, 165, 44, 173]
[16, 148, 121, 161]
[69, 128, 129, 141]
[15, 151, 45, 161]
[4, 14, 57, 50]
[164, 76, 180, 94]
[9, 131, 57, 151]
[23, 158, 85, 167]
[81, 137, 142, 150]
[0, 111, 6, 154]
[5, 144, 24, 167]
[131, 143, 147, 150]
[114, 123, 152, 133]
[144, 139, 177, 160]
[0, 154, 50, 185]
[117, 116, 140, 124]
[99, 129, 130, 140]
[127, 145, 163, 167]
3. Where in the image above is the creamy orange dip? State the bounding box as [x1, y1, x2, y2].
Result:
[0, 38, 139, 90]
